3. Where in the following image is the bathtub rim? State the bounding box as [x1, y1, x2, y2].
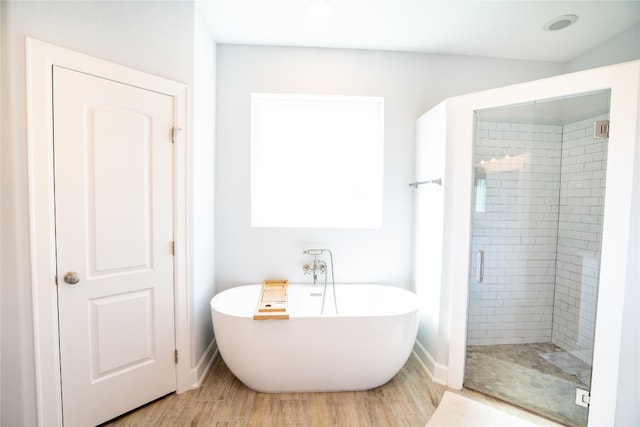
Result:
[210, 283, 420, 319]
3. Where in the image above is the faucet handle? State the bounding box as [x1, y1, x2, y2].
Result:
[317, 260, 327, 274]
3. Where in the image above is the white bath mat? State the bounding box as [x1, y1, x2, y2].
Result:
[426, 392, 554, 426]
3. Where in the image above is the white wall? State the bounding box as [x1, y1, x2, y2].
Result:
[412, 101, 449, 382]
[614, 78, 640, 426]
[565, 23, 640, 73]
[0, 2, 216, 424]
[215, 45, 563, 290]
[190, 8, 217, 378]
[0, 3, 3, 423]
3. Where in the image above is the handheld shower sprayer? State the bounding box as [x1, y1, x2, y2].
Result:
[303, 248, 325, 256]
[302, 248, 337, 314]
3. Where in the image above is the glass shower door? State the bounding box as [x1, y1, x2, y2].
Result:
[463, 92, 610, 427]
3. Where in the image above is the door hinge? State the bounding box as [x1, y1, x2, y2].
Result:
[175, 349, 179, 364]
[594, 120, 609, 139]
[576, 388, 590, 407]
[172, 241, 175, 255]
[172, 127, 183, 144]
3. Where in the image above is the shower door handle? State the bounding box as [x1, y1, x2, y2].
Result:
[476, 250, 484, 283]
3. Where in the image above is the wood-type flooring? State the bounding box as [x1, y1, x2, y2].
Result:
[101, 353, 562, 426]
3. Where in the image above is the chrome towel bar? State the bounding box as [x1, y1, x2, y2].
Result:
[408, 178, 442, 188]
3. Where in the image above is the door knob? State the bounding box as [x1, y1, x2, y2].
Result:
[63, 271, 80, 285]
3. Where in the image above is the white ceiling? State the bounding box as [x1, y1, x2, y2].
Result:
[197, 0, 640, 62]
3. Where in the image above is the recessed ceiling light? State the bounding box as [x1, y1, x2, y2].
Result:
[543, 14, 579, 31]
[308, 0, 333, 17]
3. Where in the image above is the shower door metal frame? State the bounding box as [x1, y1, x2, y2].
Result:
[446, 61, 640, 426]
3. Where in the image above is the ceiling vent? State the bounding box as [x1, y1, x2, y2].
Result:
[543, 14, 579, 31]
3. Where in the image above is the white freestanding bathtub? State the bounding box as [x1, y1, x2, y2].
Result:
[210, 283, 419, 393]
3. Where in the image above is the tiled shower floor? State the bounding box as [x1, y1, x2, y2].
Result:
[465, 343, 589, 427]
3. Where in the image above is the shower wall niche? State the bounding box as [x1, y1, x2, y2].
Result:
[468, 93, 609, 361]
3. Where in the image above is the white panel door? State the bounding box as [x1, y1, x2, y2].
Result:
[53, 66, 176, 426]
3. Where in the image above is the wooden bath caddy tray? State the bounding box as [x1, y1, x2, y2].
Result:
[253, 280, 289, 320]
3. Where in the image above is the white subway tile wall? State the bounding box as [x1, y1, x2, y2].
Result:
[468, 122, 562, 345]
[467, 115, 607, 354]
[552, 114, 608, 364]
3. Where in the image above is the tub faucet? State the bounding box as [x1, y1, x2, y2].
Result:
[303, 255, 327, 285]
[302, 248, 337, 314]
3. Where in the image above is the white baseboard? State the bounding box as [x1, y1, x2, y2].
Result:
[188, 339, 218, 389]
[413, 340, 448, 386]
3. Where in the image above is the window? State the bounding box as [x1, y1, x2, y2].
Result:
[251, 93, 384, 228]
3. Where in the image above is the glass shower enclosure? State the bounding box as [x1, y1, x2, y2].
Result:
[464, 91, 611, 427]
